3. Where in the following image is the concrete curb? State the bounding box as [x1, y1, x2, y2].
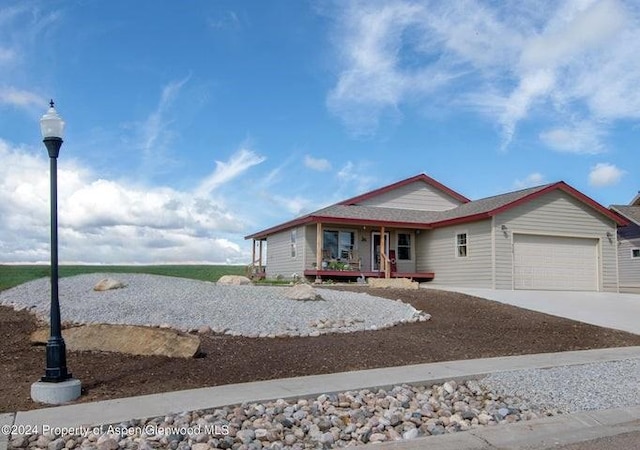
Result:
[374, 405, 640, 449]
[12, 346, 640, 430]
[0, 413, 15, 450]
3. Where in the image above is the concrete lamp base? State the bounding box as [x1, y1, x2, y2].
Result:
[31, 379, 82, 405]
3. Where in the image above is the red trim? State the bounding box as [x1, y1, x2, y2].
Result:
[429, 212, 492, 228]
[245, 215, 433, 240]
[609, 207, 634, 227]
[245, 179, 627, 239]
[304, 269, 435, 280]
[505, 182, 627, 226]
[339, 173, 470, 205]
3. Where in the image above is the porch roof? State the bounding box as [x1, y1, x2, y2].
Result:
[245, 181, 627, 240]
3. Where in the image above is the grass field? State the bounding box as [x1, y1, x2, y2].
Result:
[0, 264, 246, 292]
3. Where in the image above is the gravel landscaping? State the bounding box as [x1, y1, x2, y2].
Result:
[0, 274, 429, 337]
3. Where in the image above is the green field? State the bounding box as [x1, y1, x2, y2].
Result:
[0, 264, 246, 292]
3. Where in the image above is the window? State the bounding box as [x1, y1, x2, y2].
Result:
[290, 229, 296, 258]
[323, 230, 354, 260]
[456, 233, 468, 257]
[397, 233, 411, 260]
[632, 248, 640, 259]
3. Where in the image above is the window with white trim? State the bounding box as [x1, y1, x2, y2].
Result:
[456, 233, 468, 258]
[322, 230, 354, 260]
[290, 229, 297, 258]
[397, 233, 411, 260]
[632, 248, 640, 259]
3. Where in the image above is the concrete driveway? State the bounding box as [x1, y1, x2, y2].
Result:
[423, 286, 640, 335]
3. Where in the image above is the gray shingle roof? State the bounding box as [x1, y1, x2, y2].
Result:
[314, 183, 553, 224]
[611, 205, 640, 225]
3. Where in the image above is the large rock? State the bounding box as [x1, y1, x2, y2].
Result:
[367, 278, 419, 289]
[93, 278, 126, 291]
[217, 275, 252, 286]
[31, 324, 200, 358]
[285, 284, 322, 301]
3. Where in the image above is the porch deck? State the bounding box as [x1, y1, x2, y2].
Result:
[303, 269, 435, 281]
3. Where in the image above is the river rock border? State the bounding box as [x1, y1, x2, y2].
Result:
[8, 379, 560, 449]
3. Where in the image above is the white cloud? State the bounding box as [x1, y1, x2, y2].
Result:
[304, 155, 331, 171]
[0, 86, 43, 108]
[326, 0, 640, 149]
[514, 172, 546, 189]
[197, 146, 266, 197]
[135, 76, 191, 170]
[0, 139, 263, 264]
[539, 122, 605, 154]
[588, 163, 625, 187]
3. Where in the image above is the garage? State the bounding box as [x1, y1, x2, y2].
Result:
[513, 234, 599, 291]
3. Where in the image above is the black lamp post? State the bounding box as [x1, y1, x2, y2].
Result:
[40, 100, 72, 383]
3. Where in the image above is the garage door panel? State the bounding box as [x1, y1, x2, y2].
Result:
[514, 235, 598, 291]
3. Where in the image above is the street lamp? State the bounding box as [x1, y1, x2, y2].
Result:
[31, 100, 81, 404]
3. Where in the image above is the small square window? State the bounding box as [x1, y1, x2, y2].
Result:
[456, 233, 468, 258]
[632, 248, 640, 259]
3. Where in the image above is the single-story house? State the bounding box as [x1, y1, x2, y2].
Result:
[246, 174, 628, 292]
[611, 193, 640, 293]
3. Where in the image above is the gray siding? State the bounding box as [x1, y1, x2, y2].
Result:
[618, 223, 640, 293]
[417, 220, 492, 288]
[358, 181, 462, 211]
[494, 190, 618, 292]
[265, 227, 305, 280]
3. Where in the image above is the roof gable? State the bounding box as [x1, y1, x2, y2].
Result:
[245, 178, 627, 240]
[340, 174, 470, 206]
[427, 182, 627, 228]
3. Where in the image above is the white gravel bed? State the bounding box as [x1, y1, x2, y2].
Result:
[0, 273, 426, 337]
[480, 358, 640, 414]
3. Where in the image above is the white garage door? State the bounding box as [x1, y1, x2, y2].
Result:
[513, 234, 599, 291]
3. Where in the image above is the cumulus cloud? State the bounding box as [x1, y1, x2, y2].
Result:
[539, 122, 605, 154]
[0, 139, 262, 264]
[326, 0, 640, 149]
[514, 172, 546, 189]
[588, 163, 625, 187]
[304, 155, 331, 171]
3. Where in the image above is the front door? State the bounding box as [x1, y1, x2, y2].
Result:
[371, 232, 390, 271]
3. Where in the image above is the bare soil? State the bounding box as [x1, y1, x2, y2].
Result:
[2, 286, 640, 413]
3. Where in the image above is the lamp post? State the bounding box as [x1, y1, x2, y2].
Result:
[31, 100, 81, 404]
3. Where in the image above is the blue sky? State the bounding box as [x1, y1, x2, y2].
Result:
[1, 0, 639, 264]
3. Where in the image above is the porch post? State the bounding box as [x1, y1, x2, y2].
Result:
[316, 222, 323, 282]
[380, 226, 387, 278]
[258, 240, 263, 271]
[251, 239, 256, 269]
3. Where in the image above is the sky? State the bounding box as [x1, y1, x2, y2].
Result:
[1, 0, 639, 265]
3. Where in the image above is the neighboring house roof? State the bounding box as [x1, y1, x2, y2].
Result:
[632, 192, 640, 206]
[245, 175, 628, 240]
[611, 205, 640, 226]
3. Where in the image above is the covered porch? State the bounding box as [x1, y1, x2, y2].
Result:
[246, 219, 435, 282]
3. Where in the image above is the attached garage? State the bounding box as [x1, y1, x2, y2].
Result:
[513, 234, 599, 291]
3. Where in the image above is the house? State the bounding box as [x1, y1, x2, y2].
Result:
[245, 174, 628, 292]
[611, 193, 640, 293]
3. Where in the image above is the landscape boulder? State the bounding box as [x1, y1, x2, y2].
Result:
[285, 283, 323, 301]
[367, 278, 419, 289]
[31, 324, 200, 358]
[93, 278, 126, 291]
[217, 275, 252, 286]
